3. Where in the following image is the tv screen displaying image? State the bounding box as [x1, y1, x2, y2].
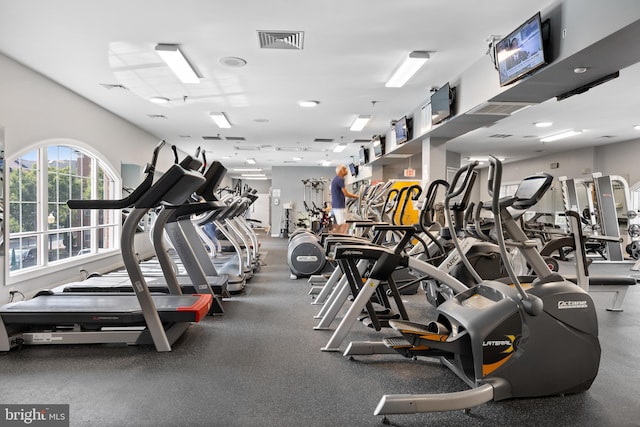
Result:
[395, 116, 411, 145]
[358, 146, 369, 165]
[348, 162, 358, 176]
[372, 135, 385, 158]
[431, 83, 454, 125]
[496, 12, 546, 87]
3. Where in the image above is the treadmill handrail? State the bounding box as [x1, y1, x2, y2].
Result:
[67, 140, 166, 210]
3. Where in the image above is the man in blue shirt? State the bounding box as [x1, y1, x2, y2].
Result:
[330, 164, 359, 234]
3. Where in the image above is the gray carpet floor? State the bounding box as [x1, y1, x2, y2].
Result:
[1, 235, 639, 426]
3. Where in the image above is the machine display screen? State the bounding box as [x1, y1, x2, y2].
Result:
[462, 293, 494, 309]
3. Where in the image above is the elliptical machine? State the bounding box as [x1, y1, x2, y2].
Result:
[375, 157, 601, 417]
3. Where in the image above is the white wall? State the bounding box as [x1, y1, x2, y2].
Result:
[0, 53, 162, 302]
[271, 166, 334, 236]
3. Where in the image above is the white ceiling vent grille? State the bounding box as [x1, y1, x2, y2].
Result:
[467, 101, 534, 116]
[234, 146, 260, 151]
[258, 31, 304, 50]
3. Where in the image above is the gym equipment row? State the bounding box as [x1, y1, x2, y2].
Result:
[303, 158, 611, 419]
[0, 141, 267, 352]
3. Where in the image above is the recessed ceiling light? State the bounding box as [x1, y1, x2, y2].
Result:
[220, 56, 247, 68]
[292, 157, 303, 161]
[634, 125, 640, 130]
[149, 96, 170, 104]
[299, 100, 320, 108]
[534, 122, 552, 128]
[574, 67, 588, 74]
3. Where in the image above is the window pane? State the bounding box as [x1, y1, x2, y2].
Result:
[9, 236, 38, 271]
[21, 203, 37, 232]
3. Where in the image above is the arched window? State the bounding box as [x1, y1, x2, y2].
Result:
[8, 144, 119, 273]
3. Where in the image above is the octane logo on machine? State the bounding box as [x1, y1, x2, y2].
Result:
[558, 300, 589, 309]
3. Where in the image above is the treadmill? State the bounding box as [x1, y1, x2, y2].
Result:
[58, 160, 231, 314]
[0, 142, 212, 352]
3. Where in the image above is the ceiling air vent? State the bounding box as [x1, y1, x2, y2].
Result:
[276, 147, 302, 152]
[258, 31, 304, 50]
[147, 114, 167, 119]
[225, 136, 246, 141]
[467, 101, 533, 116]
[314, 138, 334, 143]
[489, 134, 512, 139]
[352, 139, 370, 144]
[202, 136, 223, 140]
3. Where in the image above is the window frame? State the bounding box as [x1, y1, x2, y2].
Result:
[6, 142, 121, 278]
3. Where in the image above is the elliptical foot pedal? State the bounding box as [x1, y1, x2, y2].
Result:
[383, 336, 413, 348]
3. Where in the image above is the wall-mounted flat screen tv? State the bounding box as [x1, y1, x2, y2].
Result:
[395, 116, 412, 145]
[358, 146, 369, 166]
[495, 12, 546, 87]
[431, 83, 455, 125]
[372, 135, 385, 158]
[348, 162, 358, 177]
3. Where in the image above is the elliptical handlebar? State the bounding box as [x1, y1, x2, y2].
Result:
[446, 161, 478, 202]
[419, 179, 449, 232]
[488, 156, 543, 316]
[398, 185, 422, 225]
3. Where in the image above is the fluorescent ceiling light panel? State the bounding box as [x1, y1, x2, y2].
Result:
[149, 96, 170, 104]
[233, 168, 262, 172]
[246, 158, 257, 164]
[241, 173, 266, 177]
[155, 44, 200, 84]
[210, 112, 231, 128]
[385, 51, 430, 88]
[350, 115, 371, 132]
[534, 121, 553, 128]
[299, 100, 320, 108]
[321, 160, 332, 166]
[467, 156, 505, 162]
[333, 144, 347, 153]
[540, 129, 582, 143]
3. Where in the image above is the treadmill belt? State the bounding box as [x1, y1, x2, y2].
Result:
[0, 294, 212, 325]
